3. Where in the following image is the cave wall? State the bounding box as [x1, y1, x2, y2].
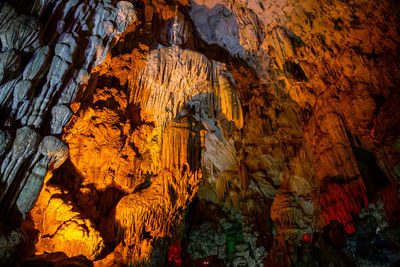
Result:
[0, 0, 399, 266]
[0, 0, 137, 263]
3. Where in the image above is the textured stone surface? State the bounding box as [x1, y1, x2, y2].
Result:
[32, 40, 244, 263]
[30, 185, 104, 260]
[0, 0, 136, 227]
[0, 0, 399, 266]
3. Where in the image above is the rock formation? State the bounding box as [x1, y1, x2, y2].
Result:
[0, 0, 399, 266]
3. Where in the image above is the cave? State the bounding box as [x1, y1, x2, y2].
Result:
[0, 0, 400, 266]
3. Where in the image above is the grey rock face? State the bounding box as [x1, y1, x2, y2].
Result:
[189, 0, 269, 81]
[190, 0, 244, 56]
[0, 49, 20, 83]
[1, 15, 40, 52]
[22, 46, 50, 81]
[0, 131, 11, 157]
[16, 136, 68, 219]
[0, 127, 69, 222]
[0, 127, 40, 193]
[50, 105, 73, 134]
[0, 0, 136, 226]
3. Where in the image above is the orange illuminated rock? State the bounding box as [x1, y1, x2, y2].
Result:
[29, 185, 104, 260]
[5, 0, 399, 265]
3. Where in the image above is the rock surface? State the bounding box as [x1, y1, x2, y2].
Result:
[0, 0, 399, 266]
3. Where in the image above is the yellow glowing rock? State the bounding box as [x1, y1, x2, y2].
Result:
[31, 186, 104, 260]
